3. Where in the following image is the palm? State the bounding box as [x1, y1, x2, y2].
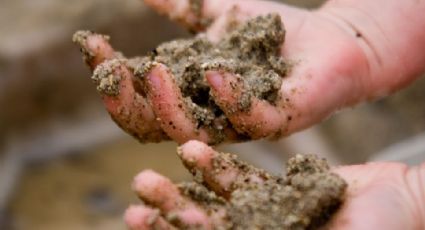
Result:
[147, 0, 372, 140]
[213, 3, 371, 133]
[330, 164, 421, 230]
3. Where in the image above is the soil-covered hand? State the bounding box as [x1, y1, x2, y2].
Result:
[74, 0, 425, 144]
[123, 140, 425, 230]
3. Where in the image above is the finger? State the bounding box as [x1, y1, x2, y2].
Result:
[140, 63, 213, 144]
[143, 0, 290, 34]
[124, 205, 176, 230]
[178, 140, 271, 198]
[206, 70, 287, 139]
[73, 30, 115, 70]
[73, 31, 167, 142]
[132, 170, 215, 229]
[143, 0, 231, 31]
[94, 60, 168, 141]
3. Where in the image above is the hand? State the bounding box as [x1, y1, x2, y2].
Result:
[123, 140, 425, 230]
[74, 0, 425, 144]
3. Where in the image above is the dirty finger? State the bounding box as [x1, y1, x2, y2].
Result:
[132, 170, 221, 229]
[206, 70, 287, 139]
[125, 205, 177, 230]
[143, 0, 237, 31]
[178, 140, 272, 198]
[72, 30, 116, 70]
[73, 31, 167, 142]
[138, 63, 214, 144]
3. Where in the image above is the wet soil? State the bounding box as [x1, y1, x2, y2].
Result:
[178, 152, 347, 230]
[73, 14, 287, 143]
[137, 13, 286, 119]
[136, 13, 286, 142]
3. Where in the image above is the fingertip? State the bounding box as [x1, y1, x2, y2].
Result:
[133, 170, 183, 212]
[205, 70, 242, 116]
[205, 70, 224, 90]
[132, 169, 167, 193]
[73, 30, 115, 69]
[125, 205, 177, 230]
[145, 63, 168, 91]
[124, 205, 157, 230]
[86, 33, 111, 53]
[143, 0, 213, 31]
[206, 70, 285, 138]
[143, 63, 211, 144]
[179, 142, 253, 197]
[178, 140, 214, 169]
[174, 208, 211, 229]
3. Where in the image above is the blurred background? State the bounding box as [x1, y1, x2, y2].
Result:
[1, 0, 425, 229]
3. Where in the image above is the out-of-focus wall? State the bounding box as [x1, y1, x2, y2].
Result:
[0, 0, 187, 143]
[2, 0, 425, 229]
[1, 1, 189, 229]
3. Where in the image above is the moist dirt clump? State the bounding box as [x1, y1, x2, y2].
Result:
[91, 58, 124, 96]
[178, 152, 347, 230]
[134, 13, 287, 142]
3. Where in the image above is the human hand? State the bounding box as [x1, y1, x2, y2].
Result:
[123, 140, 425, 230]
[74, 0, 425, 144]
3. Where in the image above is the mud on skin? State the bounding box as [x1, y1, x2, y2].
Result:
[74, 14, 287, 144]
[137, 13, 286, 118]
[176, 149, 346, 229]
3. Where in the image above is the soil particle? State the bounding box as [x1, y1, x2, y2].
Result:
[91, 58, 124, 96]
[134, 13, 287, 142]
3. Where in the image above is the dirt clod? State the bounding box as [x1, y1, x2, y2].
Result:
[227, 154, 346, 230]
[134, 13, 287, 142]
[180, 151, 346, 230]
[91, 59, 124, 96]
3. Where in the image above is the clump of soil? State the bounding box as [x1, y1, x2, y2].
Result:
[73, 14, 287, 143]
[178, 153, 347, 230]
[135, 13, 287, 140]
[91, 59, 124, 96]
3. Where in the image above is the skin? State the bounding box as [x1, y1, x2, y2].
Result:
[78, 0, 425, 143]
[76, 0, 425, 228]
[124, 140, 425, 230]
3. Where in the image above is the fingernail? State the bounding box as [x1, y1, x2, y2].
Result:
[205, 71, 224, 90]
[146, 67, 164, 92]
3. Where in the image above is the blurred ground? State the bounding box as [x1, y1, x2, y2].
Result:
[1, 0, 425, 229]
[8, 140, 186, 230]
